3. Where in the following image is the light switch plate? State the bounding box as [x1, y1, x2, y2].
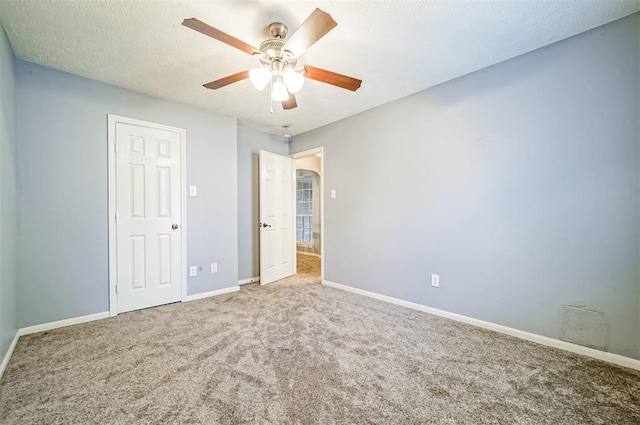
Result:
[330, 189, 336, 199]
[189, 186, 197, 196]
[211, 263, 218, 273]
[431, 274, 440, 287]
[189, 266, 197, 277]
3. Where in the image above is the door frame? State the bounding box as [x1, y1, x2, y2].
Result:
[290, 147, 325, 283]
[107, 114, 188, 317]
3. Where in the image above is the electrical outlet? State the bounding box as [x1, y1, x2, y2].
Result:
[431, 274, 440, 288]
[211, 263, 218, 273]
[189, 266, 197, 277]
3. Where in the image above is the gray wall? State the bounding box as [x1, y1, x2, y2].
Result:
[16, 61, 238, 327]
[237, 125, 288, 280]
[0, 25, 18, 362]
[290, 14, 640, 359]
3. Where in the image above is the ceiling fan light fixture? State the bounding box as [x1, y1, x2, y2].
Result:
[271, 77, 290, 102]
[283, 68, 305, 94]
[249, 67, 271, 91]
[184, 9, 362, 111]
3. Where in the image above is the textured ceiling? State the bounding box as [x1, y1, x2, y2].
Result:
[0, 0, 638, 136]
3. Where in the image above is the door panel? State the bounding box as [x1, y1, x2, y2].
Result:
[158, 234, 171, 286]
[158, 167, 171, 217]
[260, 150, 295, 285]
[130, 235, 146, 289]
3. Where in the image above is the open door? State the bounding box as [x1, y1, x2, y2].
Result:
[259, 150, 295, 285]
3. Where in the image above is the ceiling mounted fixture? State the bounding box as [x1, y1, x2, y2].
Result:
[282, 126, 291, 138]
[182, 8, 362, 110]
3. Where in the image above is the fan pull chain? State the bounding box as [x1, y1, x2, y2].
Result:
[269, 77, 274, 114]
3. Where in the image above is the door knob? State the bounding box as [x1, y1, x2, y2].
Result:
[172, 224, 179, 230]
[260, 222, 271, 228]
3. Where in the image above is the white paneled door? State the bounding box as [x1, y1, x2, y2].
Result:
[259, 150, 295, 285]
[113, 118, 184, 313]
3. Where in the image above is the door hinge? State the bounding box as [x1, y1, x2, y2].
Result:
[114, 214, 118, 223]
[115, 284, 118, 294]
[114, 143, 118, 153]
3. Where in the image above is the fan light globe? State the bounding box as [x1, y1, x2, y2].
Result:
[249, 68, 271, 91]
[271, 78, 290, 101]
[283, 68, 305, 94]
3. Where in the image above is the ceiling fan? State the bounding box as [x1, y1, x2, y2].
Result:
[182, 8, 362, 110]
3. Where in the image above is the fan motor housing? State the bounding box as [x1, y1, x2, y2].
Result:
[269, 22, 288, 39]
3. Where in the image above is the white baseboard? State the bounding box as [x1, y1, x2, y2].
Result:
[0, 331, 19, 380]
[323, 280, 640, 371]
[18, 312, 111, 337]
[238, 277, 260, 285]
[183, 285, 240, 302]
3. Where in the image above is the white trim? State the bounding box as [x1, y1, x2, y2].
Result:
[290, 147, 325, 283]
[19, 312, 110, 337]
[0, 332, 19, 380]
[183, 286, 240, 302]
[292, 159, 297, 276]
[239, 277, 260, 285]
[107, 114, 117, 316]
[323, 280, 640, 371]
[290, 147, 324, 159]
[107, 114, 187, 317]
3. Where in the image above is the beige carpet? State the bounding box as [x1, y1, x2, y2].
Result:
[1, 274, 639, 424]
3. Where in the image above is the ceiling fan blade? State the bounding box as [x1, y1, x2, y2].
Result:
[283, 8, 337, 58]
[203, 70, 249, 90]
[304, 65, 362, 92]
[182, 18, 260, 56]
[282, 94, 298, 110]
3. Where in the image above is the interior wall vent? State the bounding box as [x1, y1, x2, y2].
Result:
[560, 305, 606, 351]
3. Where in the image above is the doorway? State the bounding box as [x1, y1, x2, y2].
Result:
[291, 148, 324, 283]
